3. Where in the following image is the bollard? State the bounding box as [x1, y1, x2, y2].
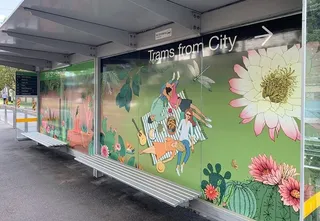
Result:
[4, 104, 7, 124]
[13, 104, 16, 129]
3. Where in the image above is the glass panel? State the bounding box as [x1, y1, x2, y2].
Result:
[304, 0, 320, 220]
[39, 61, 94, 154]
[15, 96, 38, 139]
[100, 15, 302, 221]
[100, 52, 140, 165]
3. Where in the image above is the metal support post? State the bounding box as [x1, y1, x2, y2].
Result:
[13, 99, 16, 129]
[37, 70, 41, 132]
[93, 57, 103, 178]
[24, 97, 28, 132]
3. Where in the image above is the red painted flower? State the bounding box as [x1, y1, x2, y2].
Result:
[205, 184, 219, 201]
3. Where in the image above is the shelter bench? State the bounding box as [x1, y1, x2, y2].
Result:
[21, 132, 67, 148]
[75, 154, 201, 207]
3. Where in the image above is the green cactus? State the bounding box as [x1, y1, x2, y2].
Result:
[61, 126, 67, 141]
[201, 163, 231, 205]
[118, 135, 126, 157]
[247, 181, 299, 221]
[225, 181, 257, 219]
[127, 157, 135, 167]
[101, 118, 115, 152]
[88, 140, 94, 155]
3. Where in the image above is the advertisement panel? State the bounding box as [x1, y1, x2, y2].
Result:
[100, 15, 302, 220]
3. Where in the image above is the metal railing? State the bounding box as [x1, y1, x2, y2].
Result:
[0, 104, 37, 131]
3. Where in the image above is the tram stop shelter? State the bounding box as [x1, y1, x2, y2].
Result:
[1, 0, 319, 220]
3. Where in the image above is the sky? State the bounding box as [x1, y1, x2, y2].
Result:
[0, 0, 22, 23]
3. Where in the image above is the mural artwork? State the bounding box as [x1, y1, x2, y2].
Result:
[39, 61, 95, 154]
[98, 15, 302, 220]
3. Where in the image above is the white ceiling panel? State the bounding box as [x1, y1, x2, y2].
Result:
[0, 32, 71, 53]
[170, 0, 241, 12]
[0, 7, 107, 45]
[21, 0, 171, 33]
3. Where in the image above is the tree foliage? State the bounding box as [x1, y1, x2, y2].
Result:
[307, 0, 320, 42]
[0, 66, 17, 91]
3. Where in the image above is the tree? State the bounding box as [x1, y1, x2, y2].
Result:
[307, 0, 320, 42]
[0, 66, 17, 91]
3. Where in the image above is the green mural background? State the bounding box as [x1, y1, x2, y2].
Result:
[99, 43, 302, 220]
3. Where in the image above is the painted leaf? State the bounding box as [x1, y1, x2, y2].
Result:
[110, 152, 119, 161]
[118, 71, 128, 80]
[88, 140, 94, 155]
[124, 87, 132, 112]
[61, 127, 67, 141]
[127, 157, 135, 167]
[100, 132, 105, 146]
[224, 171, 232, 179]
[203, 168, 210, 176]
[215, 163, 222, 173]
[105, 132, 115, 150]
[132, 82, 140, 97]
[117, 83, 131, 110]
[201, 180, 209, 190]
[125, 102, 131, 112]
[102, 118, 108, 135]
[207, 163, 214, 173]
[118, 135, 126, 157]
[116, 93, 126, 108]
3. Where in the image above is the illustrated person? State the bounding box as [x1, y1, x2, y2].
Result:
[148, 97, 167, 123]
[176, 108, 195, 176]
[160, 71, 180, 107]
[161, 72, 212, 128]
[172, 96, 212, 128]
[140, 137, 182, 163]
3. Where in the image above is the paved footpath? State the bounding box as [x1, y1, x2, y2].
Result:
[0, 122, 210, 221]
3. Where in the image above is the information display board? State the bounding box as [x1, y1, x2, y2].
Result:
[16, 72, 37, 96]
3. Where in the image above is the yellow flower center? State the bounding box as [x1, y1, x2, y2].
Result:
[290, 189, 300, 199]
[261, 66, 297, 103]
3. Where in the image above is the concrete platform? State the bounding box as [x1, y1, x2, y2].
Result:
[0, 122, 210, 221]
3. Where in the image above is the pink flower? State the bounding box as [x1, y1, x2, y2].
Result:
[229, 46, 303, 141]
[114, 143, 121, 151]
[101, 145, 109, 157]
[46, 126, 51, 134]
[304, 184, 314, 201]
[42, 121, 48, 129]
[168, 108, 173, 114]
[279, 163, 299, 182]
[279, 177, 300, 212]
[249, 154, 281, 185]
[62, 121, 65, 127]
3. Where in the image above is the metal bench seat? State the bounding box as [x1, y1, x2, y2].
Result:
[21, 132, 67, 147]
[75, 154, 201, 207]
